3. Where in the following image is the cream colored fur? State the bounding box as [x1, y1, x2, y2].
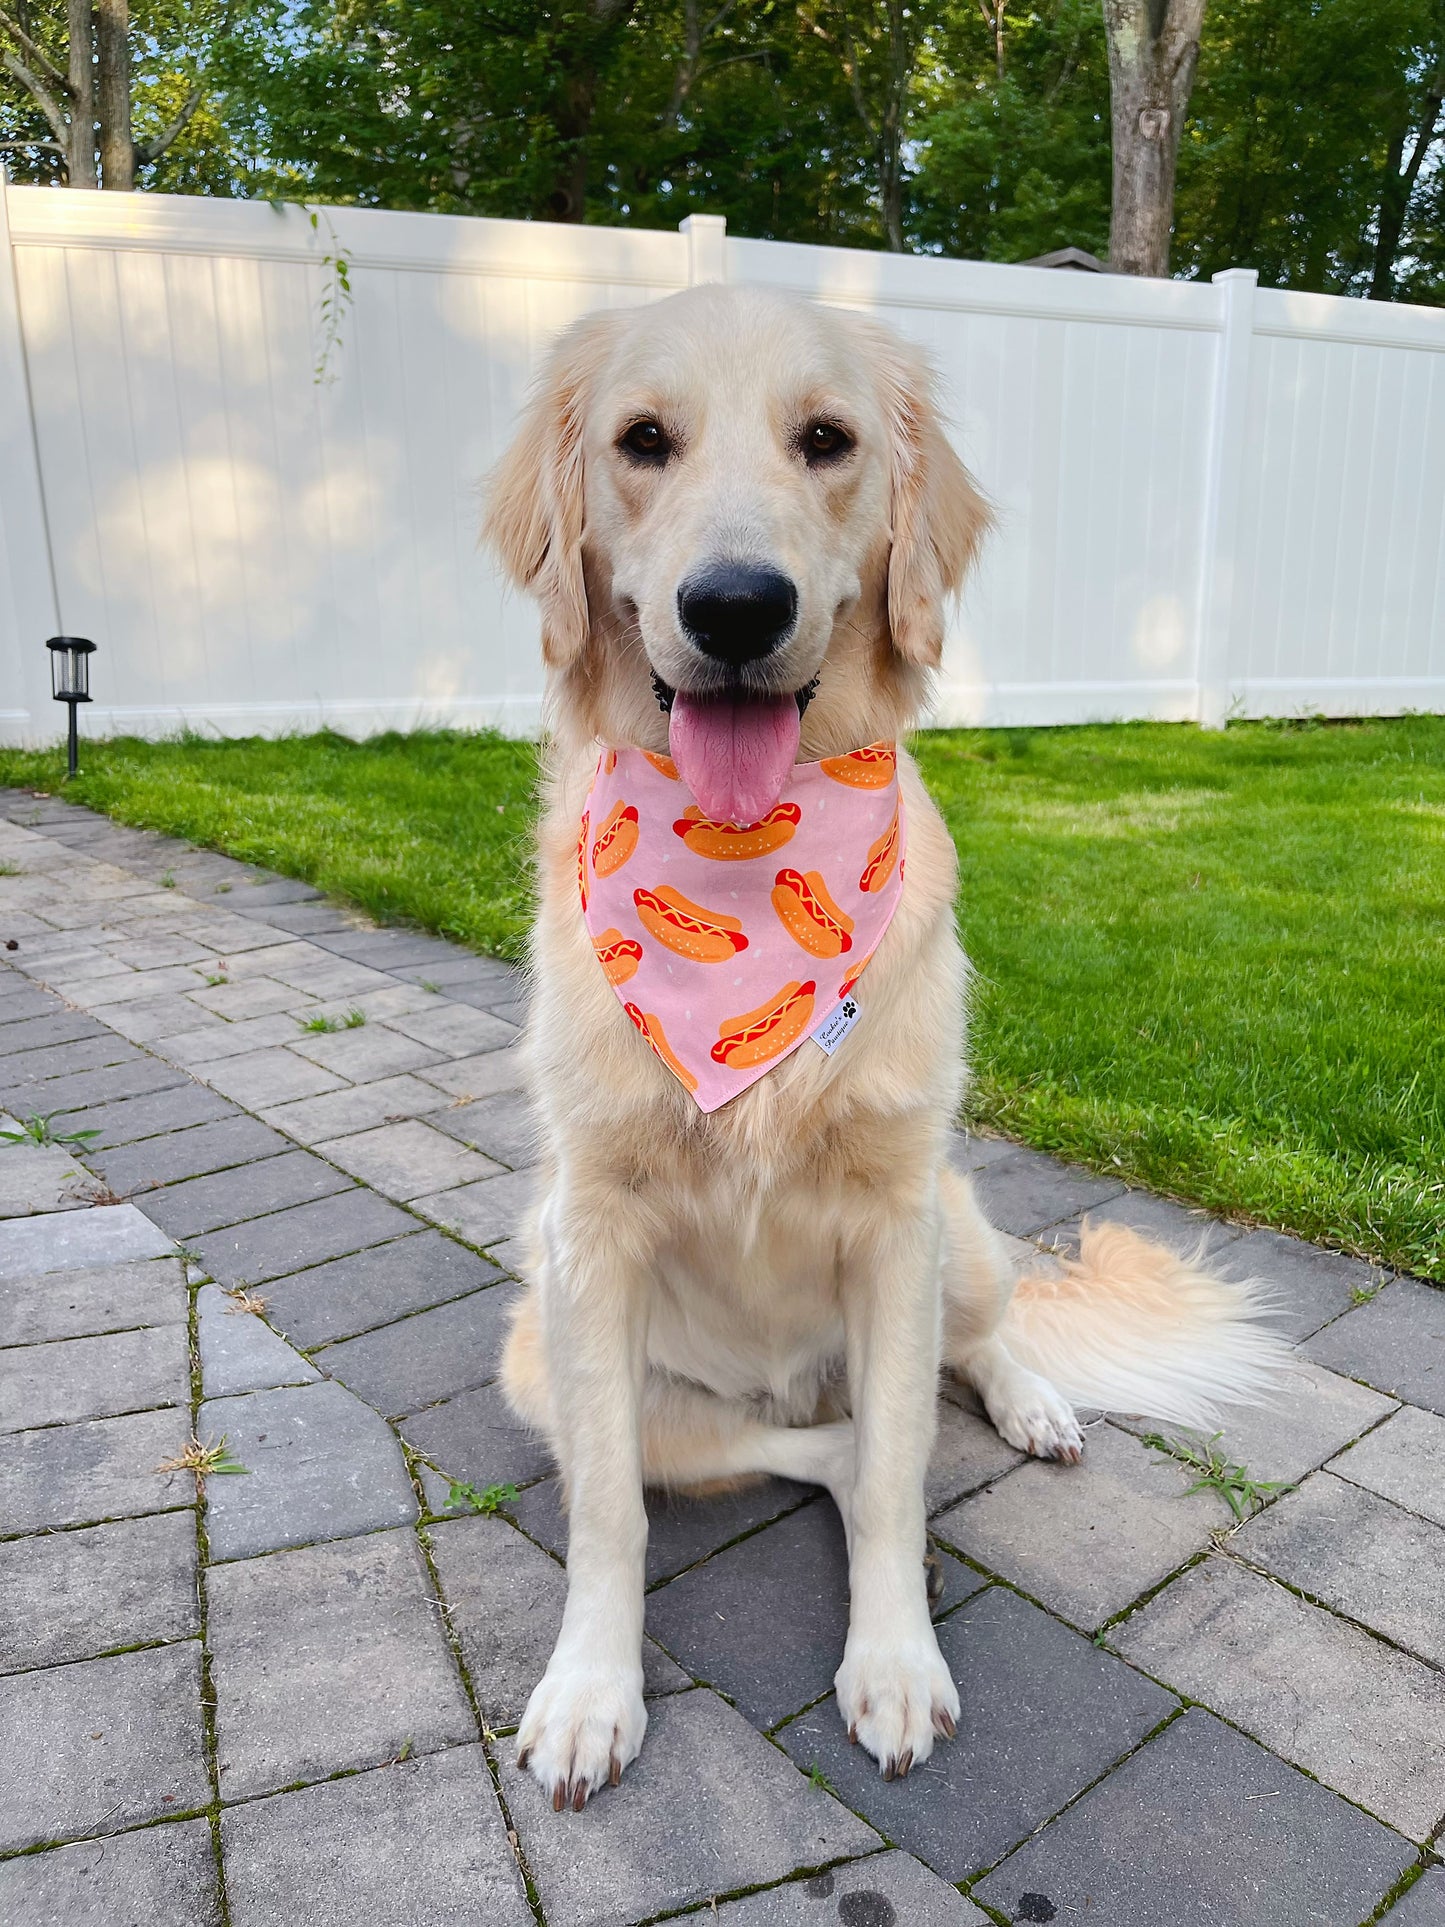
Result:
[483, 284, 1288, 1812]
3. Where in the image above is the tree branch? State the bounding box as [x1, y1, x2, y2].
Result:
[0, 48, 69, 143]
[0, 4, 71, 91]
[136, 84, 203, 163]
[0, 136, 64, 151]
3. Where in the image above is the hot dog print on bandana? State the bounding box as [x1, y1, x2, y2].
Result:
[579, 744, 907, 1113]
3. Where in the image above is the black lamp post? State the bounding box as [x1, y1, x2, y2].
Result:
[47, 637, 95, 779]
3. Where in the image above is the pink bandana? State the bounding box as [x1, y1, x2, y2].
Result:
[579, 743, 907, 1112]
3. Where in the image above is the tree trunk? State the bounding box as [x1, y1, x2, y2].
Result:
[878, 0, 908, 251]
[66, 0, 96, 187]
[1103, 0, 1207, 277]
[1368, 65, 1444, 301]
[95, 0, 132, 190]
[544, 0, 633, 222]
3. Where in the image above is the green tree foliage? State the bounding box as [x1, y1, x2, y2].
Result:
[3, 0, 1440, 302]
[1173, 0, 1445, 300]
[909, 0, 1114, 261]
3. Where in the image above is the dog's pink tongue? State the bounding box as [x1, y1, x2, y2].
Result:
[669, 691, 801, 825]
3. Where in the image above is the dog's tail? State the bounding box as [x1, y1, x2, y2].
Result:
[997, 1220, 1292, 1430]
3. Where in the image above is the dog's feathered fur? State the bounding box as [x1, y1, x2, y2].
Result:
[484, 285, 1287, 1811]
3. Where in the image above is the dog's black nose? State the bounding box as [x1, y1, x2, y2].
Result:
[677, 565, 797, 666]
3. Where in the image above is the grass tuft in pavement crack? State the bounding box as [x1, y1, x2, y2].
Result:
[1, 1110, 101, 1150]
[1140, 1431, 1296, 1522]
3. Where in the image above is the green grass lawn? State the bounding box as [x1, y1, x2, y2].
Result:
[2, 718, 1441, 1278]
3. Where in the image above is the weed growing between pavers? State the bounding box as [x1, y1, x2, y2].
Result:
[157, 1435, 250, 1497]
[0, 1111, 100, 1150]
[445, 1480, 519, 1517]
[1138, 1432, 1296, 1523]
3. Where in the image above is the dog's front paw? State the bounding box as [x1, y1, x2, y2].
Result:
[835, 1631, 959, 1779]
[516, 1661, 647, 1811]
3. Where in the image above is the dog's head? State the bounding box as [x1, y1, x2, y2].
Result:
[486, 285, 989, 818]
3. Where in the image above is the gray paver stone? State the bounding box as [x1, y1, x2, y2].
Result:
[0, 1321, 189, 1431]
[929, 1386, 1026, 1512]
[259, 1073, 451, 1145]
[1219, 1226, 1394, 1342]
[201, 1047, 345, 1109]
[403, 1378, 554, 1493]
[143, 1149, 354, 1238]
[515, 1472, 812, 1587]
[189, 980, 310, 1021]
[313, 1283, 517, 1415]
[1112, 1355, 1396, 1487]
[970, 1147, 1126, 1236]
[935, 1420, 1225, 1628]
[196, 1283, 320, 1398]
[385, 1001, 519, 1057]
[0, 1817, 222, 1927]
[1, 1055, 186, 1114]
[198, 1379, 416, 1560]
[0, 1138, 91, 1217]
[718, 1854, 988, 1924]
[0, 1035, 143, 1092]
[0, 1509, 197, 1674]
[428, 1512, 689, 1724]
[0, 1009, 107, 1053]
[1115, 1556, 1445, 1840]
[0, 1406, 192, 1533]
[315, 1118, 502, 1201]
[1234, 1470, 1445, 1665]
[0, 1641, 209, 1852]
[972, 1708, 1416, 1927]
[648, 1499, 962, 1729]
[188, 1188, 414, 1288]
[159, 1016, 309, 1067]
[1387, 1873, 1445, 1925]
[431, 1088, 538, 1167]
[1329, 1403, 1445, 1526]
[1305, 1278, 1445, 1414]
[775, 1586, 1173, 1881]
[419, 1045, 527, 1101]
[206, 1528, 473, 1797]
[509, 1688, 878, 1927]
[288, 1024, 445, 1081]
[0, 1201, 174, 1281]
[0, 1254, 187, 1343]
[1045, 1186, 1243, 1260]
[262, 1229, 506, 1347]
[411, 1167, 536, 1248]
[220, 1745, 531, 1927]
[78, 1082, 238, 1146]
[90, 1115, 292, 1193]
[947, 1130, 1019, 1173]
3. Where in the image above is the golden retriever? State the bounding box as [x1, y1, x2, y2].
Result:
[484, 285, 1284, 1812]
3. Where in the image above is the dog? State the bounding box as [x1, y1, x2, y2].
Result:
[484, 284, 1285, 1812]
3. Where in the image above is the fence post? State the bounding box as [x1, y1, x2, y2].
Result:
[680, 213, 727, 286]
[0, 170, 61, 747]
[1194, 266, 1258, 729]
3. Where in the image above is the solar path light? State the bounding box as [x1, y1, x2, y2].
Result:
[47, 636, 95, 779]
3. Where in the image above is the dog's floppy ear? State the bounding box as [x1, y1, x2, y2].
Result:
[868, 325, 992, 667]
[484, 310, 617, 669]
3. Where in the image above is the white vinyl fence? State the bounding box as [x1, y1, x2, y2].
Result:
[1, 179, 1442, 746]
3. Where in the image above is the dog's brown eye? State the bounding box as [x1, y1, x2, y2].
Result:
[803, 421, 853, 465]
[620, 420, 670, 463]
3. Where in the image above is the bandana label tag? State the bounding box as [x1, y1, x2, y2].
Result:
[814, 995, 863, 1056]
